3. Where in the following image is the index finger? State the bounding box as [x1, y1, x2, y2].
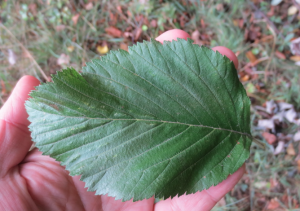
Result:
[155, 29, 239, 69]
[0, 75, 40, 128]
[0, 76, 40, 175]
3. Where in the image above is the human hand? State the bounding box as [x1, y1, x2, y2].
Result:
[0, 29, 244, 211]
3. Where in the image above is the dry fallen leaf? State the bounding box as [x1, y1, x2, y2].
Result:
[233, 19, 239, 27]
[8, 49, 16, 65]
[67, 46, 75, 52]
[56, 25, 66, 32]
[123, 32, 132, 38]
[191, 30, 202, 45]
[290, 37, 300, 55]
[267, 6, 275, 16]
[285, 108, 297, 123]
[258, 119, 275, 131]
[109, 12, 117, 26]
[294, 131, 300, 142]
[85, 2, 93, 10]
[270, 178, 279, 189]
[288, 6, 298, 16]
[270, 101, 298, 125]
[120, 43, 128, 51]
[117, 5, 123, 13]
[134, 28, 142, 41]
[254, 181, 268, 189]
[201, 19, 206, 28]
[57, 54, 70, 66]
[105, 26, 122, 38]
[271, 0, 283, 6]
[150, 19, 157, 28]
[139, 0, 149, 4]
[72, 14, 80, 26]
[287, 143, 296, 156]
[262, 132, 277, 145]
[266, 100, 277, 114]
[96, 45, 109, 54]
[29, 3, 37, 16]
[246, 51, 257, 63]
[216, 3, 224, 11]
[290, 55, 300, 62]
[275, 51, 286, 60]
[278, 102, 293, 110]
[241, 75, 250, 82]
[267, 198, 280, 210]
[274, 141, 285, 155]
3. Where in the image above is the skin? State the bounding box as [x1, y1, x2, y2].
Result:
[0, 29, 244, 211]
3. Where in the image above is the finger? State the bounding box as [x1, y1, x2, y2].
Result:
[212, 46, 239, 69]
[155, 30, 238, 70]
[101, 195, 155, 211]
[71, 175, 103, 211]
[155, 29, 191, 44]
[71, 175, 155, 211]
[155, 164, 245, 211]
[0, 76, 40, 175]
[0, 75, 40, 127]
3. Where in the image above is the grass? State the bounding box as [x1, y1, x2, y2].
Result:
[1, 0, 300, 210]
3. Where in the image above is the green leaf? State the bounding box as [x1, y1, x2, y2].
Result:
[26, 38, 252, 201]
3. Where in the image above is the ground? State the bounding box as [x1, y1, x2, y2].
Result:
[1, 0, 300, 210]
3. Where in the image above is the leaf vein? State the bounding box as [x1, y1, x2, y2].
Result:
[83, 125, 190, 183]
[104, 56, 199, 123]
[76, 122, 165, 177]
[39, 120, 113, 148]
[190, 139, 241, 191]
[55, 76, 136, 119]
[139, 160, 171, 198]
[85, 71, 177, 121]
[165, 44, 233, 129]
[202, 49, 239, 131]
[36, 118, 89, 137]
[53, 120, 136, 157]
[130, 46, 203, 125]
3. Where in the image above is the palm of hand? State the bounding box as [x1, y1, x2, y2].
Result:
[1, 121, 155, 211]
[0, 30, 245, 211]
[1, 120, 158, 211]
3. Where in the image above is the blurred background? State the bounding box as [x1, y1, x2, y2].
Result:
[1, 0, 300, 210]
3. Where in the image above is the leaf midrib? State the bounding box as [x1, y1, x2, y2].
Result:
[31, 107, 251, 138]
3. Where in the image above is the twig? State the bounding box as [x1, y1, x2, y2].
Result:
[240, 57, 269, 71]
[0, 23, 50, 82]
